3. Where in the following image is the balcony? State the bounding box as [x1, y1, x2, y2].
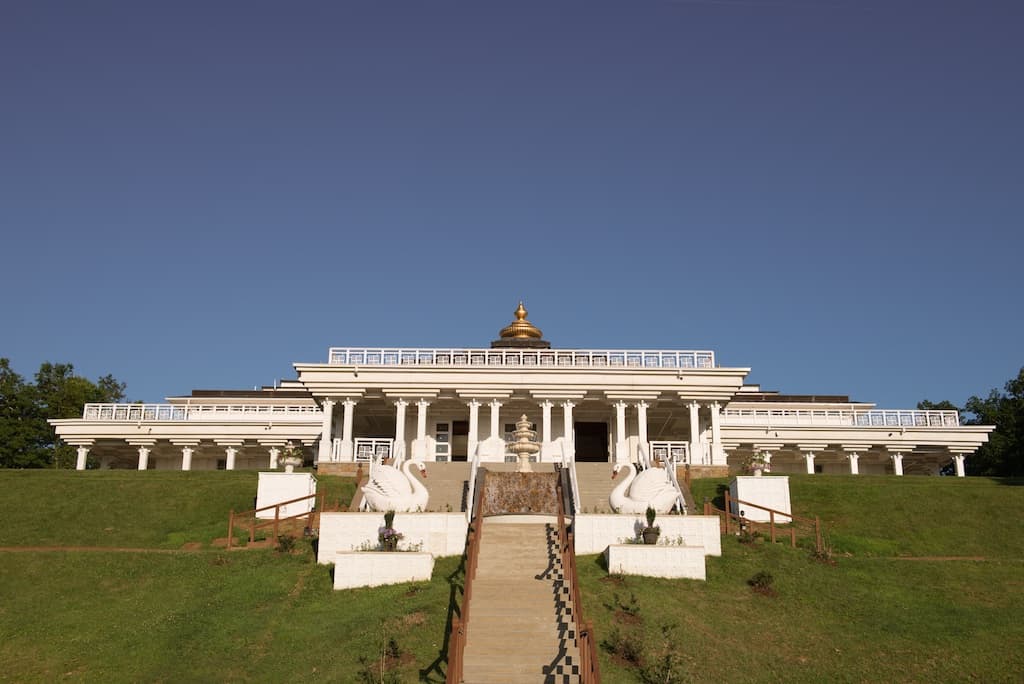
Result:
[81, 403, 322, 421]
[720, 408, 960, 428]
[327, 347, 715, 369]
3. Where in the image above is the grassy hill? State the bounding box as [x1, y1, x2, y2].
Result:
[0, 471, 1021, 682]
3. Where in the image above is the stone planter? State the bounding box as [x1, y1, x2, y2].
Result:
[333, 551, 434, 590]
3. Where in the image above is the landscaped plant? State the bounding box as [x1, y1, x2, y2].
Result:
[747, 570, 776, 596]
[378, 510, 404, 551]
[741, 452, 771, 475]
[642, 506, 661, 545]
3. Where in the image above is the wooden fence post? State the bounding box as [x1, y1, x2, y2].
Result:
[227, 510, 234, 550]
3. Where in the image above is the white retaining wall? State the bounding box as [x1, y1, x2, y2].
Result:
[333, 551, 434, 590]
[573, 514, 721, 557]
[317, 512, 468, 564]
[255, 472, 316, 519]
[605, 544, 707, 581]
[730, 476, 792, 523]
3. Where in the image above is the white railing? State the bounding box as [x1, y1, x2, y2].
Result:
[466, 446, 482, 522]
[328, 347, 715, 369]
[354, 438, 394, 464]
[82, 403, 322, 421]
[721, 408, 960, 428]
[563, 441, 582, 514]
[657, 446, 688, 515]
[649, 441, 690, 466]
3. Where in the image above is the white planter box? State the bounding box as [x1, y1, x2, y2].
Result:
[573, 514, 721, 557]
[318, 512, 468, 564]
[334, 551, 434, 590]
[605, 544, 706, 581]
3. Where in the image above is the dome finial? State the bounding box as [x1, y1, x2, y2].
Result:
[499, 301, 542, 339]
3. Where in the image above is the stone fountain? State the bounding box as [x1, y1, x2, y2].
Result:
[509, 414, 540, 473]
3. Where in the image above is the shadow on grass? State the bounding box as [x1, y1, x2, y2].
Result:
[592, 552, 609, 573]
[994, 477, 1024, 486]
[419, 550, 466, 683]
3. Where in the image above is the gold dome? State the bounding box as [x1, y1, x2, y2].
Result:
[499, 302, 543, 339]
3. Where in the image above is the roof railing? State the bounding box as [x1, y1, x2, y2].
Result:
[328, 346, 715, 369]
[721, 408, 960, 427]
[81, 403, 322, 421]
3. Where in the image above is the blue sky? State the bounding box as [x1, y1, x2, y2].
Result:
[2, 0, 1021, 410]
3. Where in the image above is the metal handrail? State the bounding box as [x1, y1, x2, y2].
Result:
[650, 443, 687, 515]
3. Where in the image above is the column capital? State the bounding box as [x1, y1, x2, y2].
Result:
[466, 398, 482, 409]
[341, 398, 358, 408]
[538, 399, 554, 409]
[322, 398, 336, 409]
[635, 400, 649, 411]
[416, 398, 431, 408]
[613, 400, 629, 410]
[560, 400, 576, 410]
[688, 399, 701, 409]
[489, 399, 503, 408]
[393, 398, 409, 408]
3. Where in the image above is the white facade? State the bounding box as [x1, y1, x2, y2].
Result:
[49, 309, 992, 477]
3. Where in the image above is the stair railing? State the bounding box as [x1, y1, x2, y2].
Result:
[649, 442, 687, 515]
[560, 440, 582, 514]
[706, 491, 823, 553]
[465, 445, 482, 522]
[227, 491, 326, 549]
[447, 469, 486, 684]
[555, 472, 601, 683]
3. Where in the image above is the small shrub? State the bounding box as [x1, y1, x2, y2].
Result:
[601, 626, 643, 665]
[640, 623, 687, 684]
[276, 535, 296, 553]
[747, 570, 775, 596]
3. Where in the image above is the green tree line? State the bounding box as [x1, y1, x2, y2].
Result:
[920, 366, 1024, 476]
[0, 358, 125, 468]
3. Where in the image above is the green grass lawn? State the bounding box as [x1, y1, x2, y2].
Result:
[0, 471, 1022, 682]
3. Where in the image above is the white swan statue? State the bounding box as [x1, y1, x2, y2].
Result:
[609, 463, 678, 514]
[361, 460, 429, 512]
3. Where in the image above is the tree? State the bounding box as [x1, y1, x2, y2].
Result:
[961, 368, 1024, 477]
[0, 358, 126, 468]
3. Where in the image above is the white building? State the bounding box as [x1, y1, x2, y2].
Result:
[51, 304, 991, 477]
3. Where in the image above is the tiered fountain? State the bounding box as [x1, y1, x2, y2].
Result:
[509, 414, 540, 473]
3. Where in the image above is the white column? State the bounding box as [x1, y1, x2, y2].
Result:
[890, 452, 904, 476]
[340, 399, 357, 461]
[688, 401, 701, 464]
[467, 400, 481, 460]
[540, 400, 553, 444]
[75, 446, 89, 471]
[847, 452, 860, 475]
[562, 401, 576, 461]
[489, 400, 502, 440]
[634, 401, 651, 464]
[394, 399, 408, 450]
[225, 446, 237, 471]
[953, 454, 966, 478]
[804, 452, 816, 474]
[181, 446, 194, 471]
[710, 402, 723, 464]
[613, 401, 628, 464]
[317, 399, 336, 464]
[268, 447, 280, 470]
[136, 446, 150, 470]
[416, 399, 430, 441]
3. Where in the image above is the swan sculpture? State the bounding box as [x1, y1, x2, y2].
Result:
[609, 463, 679, 514]
[361, 459, 429, 512]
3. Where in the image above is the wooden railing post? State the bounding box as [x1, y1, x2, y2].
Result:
[227, 510, 235, 550]
[724, 490, 732, 535]
[273, 506, 280, 541]
[769, 510, 776, 544]
[249, 515, 256, 544]
[815, 516, 822, 553]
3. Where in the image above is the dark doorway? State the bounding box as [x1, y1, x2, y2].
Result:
[574, 422, 609, 462]
[451, 420, 469, 461]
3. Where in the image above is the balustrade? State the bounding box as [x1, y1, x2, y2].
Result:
[83, 403, 321, 421]
[329, 346, 714, 369]
[721, 408, 959, 428]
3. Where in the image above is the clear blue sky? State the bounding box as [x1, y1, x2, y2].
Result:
[2, 0, 1021, 410]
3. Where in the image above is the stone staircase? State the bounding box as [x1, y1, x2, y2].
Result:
[420, 462, 471, 512]
[572, 462, 618, 514]
[462, 521, 581, 683]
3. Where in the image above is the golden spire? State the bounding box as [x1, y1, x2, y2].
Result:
[499, 301, 543, 339]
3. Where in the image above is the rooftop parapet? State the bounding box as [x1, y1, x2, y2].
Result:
[81, 403, 322, 421]
[721, 408, 960, 428]
[326, 347, 715, 369]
